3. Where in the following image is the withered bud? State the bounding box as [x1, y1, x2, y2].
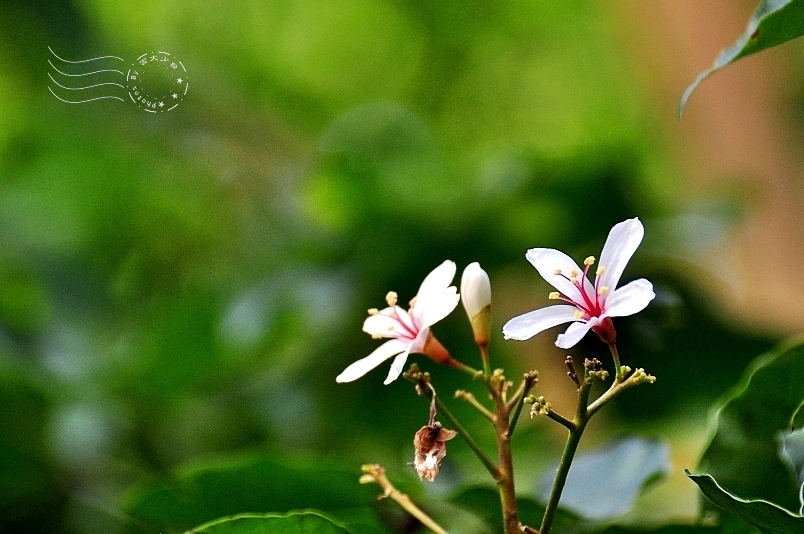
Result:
[413, 422, 458, 482]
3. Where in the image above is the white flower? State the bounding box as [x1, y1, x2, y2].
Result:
[502, 218, 655, 349]
[336, 260, 460, 385]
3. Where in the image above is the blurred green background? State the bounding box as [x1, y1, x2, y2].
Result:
[1, 0, 802, 532]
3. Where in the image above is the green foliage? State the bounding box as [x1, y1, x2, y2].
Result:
[0, 363, 67, 534]
[687, 473, 804, 534]
[185, 511, 351, 534]
[535, 436, 671, 521]
[123, 454, 393, 534]
[697, 339, 804, 514]
[680, 0, 804, 115]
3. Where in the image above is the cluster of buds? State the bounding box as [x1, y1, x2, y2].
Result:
[524, 395, 552, 418]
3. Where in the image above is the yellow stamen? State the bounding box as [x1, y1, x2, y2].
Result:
[598, 286, 609, 295]
[367, 308, 379, 316]
[386, 291, 398, 307]
[574, 310, 585, 319]
[387, 325, 395, 331]
[570, 269, 579, 277]
[584, 256, 595, 266]
[570, 276, 579, 285]
[372, 333, 382, 339]
[548, 292, 560, 300]
[553, 269, 562, 275]
[596, 266, 606, 276]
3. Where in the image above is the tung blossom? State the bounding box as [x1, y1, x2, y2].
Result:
[336, 260, 460, 385]
[503, 218, 655, 349]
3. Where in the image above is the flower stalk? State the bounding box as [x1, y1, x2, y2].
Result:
[360, 464, 448, 534]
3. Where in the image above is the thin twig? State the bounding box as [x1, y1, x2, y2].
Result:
[455, 390, 495, 423]
[360, 464, 447, 534]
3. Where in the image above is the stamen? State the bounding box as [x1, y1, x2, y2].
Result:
[598, 286, 609, 295]
[372, 333, 383, 339]
[584, 256, 595, 266]
[387, 325, 395, 331]
[596, 266, 606, 276]
[553, 269, 562, 275]
[570, 276, 579, 285]
[367, 308, 379, 316]
[570, 269, 579, 277]
[574, 310, 585, 319]
[386, 291, 398, 307]
[548, 292, 560, 300]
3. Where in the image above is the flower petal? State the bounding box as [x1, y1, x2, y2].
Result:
[417, 260, 457, 298]
[502, 305, 579, 341]
[525, 249, 594, 305]
[416, 287, 460, 330]
[336, 339, 408, 383]
[384, 346, 412, 384]
[555, 320, 594, 349]
[363, 306, 415, 341]
[604, 278, 655, 318]
[598, 218, 644, 292]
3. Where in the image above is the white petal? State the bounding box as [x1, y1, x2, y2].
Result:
[598, 218, 644, 292]
[363, 306, 415, 341]
[525, 249, 594, 305]
[408, 326, 431, 354]
[384, 347, 412, 384]
[336, 339, 407, 383]
[604, 278, 655, 318]
[416, 287, 460, 329]
[502, 305, 579, 341]
[417, 260, 457, 298]
[555, 320, 594, 349]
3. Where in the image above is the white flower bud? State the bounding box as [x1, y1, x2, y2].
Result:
[460, 262, 491, 347]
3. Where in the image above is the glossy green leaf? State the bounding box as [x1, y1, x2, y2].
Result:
[679, 0, 804, 116]
[687, 472, 804, 534]
[789, 401, 804, 432]
[780, 429, 804, 514]
[535, 436, 671, 520]
[123, 454, 390, 534]
[697, 339, 804, 514]
[186, 510, 351, 534]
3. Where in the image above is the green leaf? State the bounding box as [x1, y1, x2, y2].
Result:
[789, 401, 804, 432]
[687, 472, 804, 534]
[679, 0, 804, 116]
[697, 339, 804, 514]
[780, 429, 804, 514]
[123, 454, 392, 534]
[186, 510, 351, 534]
[535, 436, 671, 520]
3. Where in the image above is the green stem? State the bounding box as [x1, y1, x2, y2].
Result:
[432, 395, 499, 478]
[539, 379, 592, 534]
[608, 343, 623, 381]
[479, 344, 491, 377]
[506, 372, 539, 439]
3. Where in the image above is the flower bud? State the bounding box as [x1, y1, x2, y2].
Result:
[460, 262, 492, 347]
[413, 423, 457, 481]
